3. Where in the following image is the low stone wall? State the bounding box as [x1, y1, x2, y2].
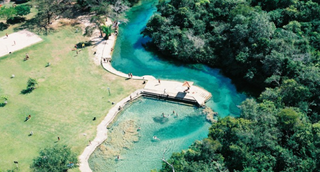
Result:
[79, 89, 144, 172]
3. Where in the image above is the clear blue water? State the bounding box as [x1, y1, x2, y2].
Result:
[112, 0, 246, 117]
[89, 98, 211, 172]
[89, 0, 246, 171]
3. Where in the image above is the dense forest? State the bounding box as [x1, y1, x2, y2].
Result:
[142, 0, 320, 171]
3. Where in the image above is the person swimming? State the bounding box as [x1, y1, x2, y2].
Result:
[153, 136, 160, 140]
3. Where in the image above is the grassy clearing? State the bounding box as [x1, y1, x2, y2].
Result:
[0, 25, 143, 171]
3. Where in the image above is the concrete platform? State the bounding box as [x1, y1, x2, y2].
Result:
[144, 79, 211, 106]
[0, 30, 42, 57]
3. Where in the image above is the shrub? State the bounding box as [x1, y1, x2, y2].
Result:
[15, 4, 31, 16]
[31, 145, 78, 172]
[21, 78, 38, 94]
[0, 96, 8, 107]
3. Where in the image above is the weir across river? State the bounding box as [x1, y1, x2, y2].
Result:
[101, 59, 212, 106]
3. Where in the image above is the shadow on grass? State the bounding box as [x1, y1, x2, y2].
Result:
[0, 22, 9, 31]
[13, 18, 55, 35]
[76, 41, 93, 48]
[21, 88, 34, 94]
[15, 0, 29, 4]
[0, 103, 6, 107]
[7, 17, 26, 25]
[13, 18, 38, 32]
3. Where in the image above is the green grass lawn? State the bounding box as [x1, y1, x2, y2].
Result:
[0, 25, 143, 171]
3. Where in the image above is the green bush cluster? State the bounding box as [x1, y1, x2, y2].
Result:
[0, 4, 30, 21]
[31, 145, 78, 171]
[21, 78, 37, 94]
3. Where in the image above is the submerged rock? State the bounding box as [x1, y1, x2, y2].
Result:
[153, 116, 169, 124]
[203, 107, 217, 123]
[97, 119, 140, 159]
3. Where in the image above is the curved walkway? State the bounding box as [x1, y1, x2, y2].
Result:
[79, 89, 144, 172]
[97, 32, 155, 80]
[102, 60, 155, 80]
[79, 24, 211, 171]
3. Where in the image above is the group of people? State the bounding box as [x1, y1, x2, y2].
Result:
[103, 58, 111, 63]
[128, 73, 133, 78]
[113, 20, 120, 30]
[25, 115, 62, 142]
[73, 44, 85, 56]
[74, 43, 85, 49]
[25, 115, 33, 136]
[5, 33, 16, 46]
[162, 111, 178, 118]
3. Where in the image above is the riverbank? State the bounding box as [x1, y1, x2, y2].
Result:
[79, 17, 212, 171]
[109, 0, 245, 118]
[79, 17, 121, 171]
[0, 25, 144, 171]
[79, 89, 144, 172]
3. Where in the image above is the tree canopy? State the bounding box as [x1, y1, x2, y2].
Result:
[31, 145, 78, 172]
[0, 4, 30, 22]
[143, 0, 320, 171]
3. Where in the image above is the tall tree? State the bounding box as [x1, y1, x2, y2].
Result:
[34, 0, 73, 34]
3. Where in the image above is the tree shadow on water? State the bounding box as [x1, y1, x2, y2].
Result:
[133, 36, 151, 49]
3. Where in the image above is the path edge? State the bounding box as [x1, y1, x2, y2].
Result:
[79, 89, 144, 172]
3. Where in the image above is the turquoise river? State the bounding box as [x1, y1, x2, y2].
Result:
[88, 0, 246, 171]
